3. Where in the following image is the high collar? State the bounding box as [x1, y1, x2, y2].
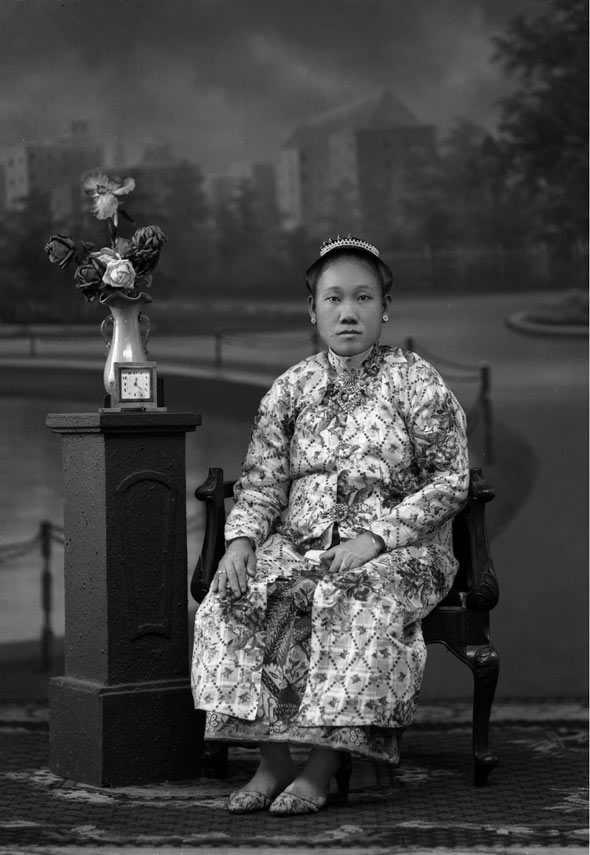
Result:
[328, 344, 375, 373]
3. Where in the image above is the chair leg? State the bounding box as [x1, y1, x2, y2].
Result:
[471, 644, 500, 786]
[200, 741, 229, 778]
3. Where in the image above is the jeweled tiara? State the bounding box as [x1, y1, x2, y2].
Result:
[319, 234, 380, 258]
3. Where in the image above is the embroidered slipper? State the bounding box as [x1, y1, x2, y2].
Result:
[269, 753, 352, 816]
[227, 789, 274, 814]
[269, 787, 326, 816]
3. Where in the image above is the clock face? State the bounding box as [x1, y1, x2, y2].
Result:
[120, 369, 153, 401]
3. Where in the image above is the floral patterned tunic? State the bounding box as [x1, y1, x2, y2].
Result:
[191, 345, 469, 762]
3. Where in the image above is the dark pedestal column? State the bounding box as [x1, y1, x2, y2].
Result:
[46, 411, 203, 787]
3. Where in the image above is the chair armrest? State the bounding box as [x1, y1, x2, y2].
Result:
[464, 467, 499, 611]
[190, 468, 228, 603]
[191, 466, 500, 614]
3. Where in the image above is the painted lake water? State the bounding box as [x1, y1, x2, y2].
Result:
[0, 395, 251, 644]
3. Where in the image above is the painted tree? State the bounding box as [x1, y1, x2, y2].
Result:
[493, 0, 589, 243]
[400, 119, 531, 247]
[0, 191, 95, 322]
[134, 161, 212, 296]
[211, 176, 289, 298]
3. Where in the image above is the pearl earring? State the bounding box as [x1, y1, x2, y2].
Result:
[382, 314, 389, 322]
[311, 317, 317, 325]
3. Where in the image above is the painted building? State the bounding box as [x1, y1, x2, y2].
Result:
[276, 90, 435, 237]
[49, 141, 200, 231]
[1, 121, 103, 211]
[204, 160, 279, 229]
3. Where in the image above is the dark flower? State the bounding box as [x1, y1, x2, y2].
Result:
[74, 258, 106, 301]
[45, 235, 76, 269]
[130, 225, 167, 273]
[134, 272, 153, 291]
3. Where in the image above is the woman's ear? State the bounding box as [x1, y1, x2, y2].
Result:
[382, 293, 392, 315]
[307, 295, 316, 322]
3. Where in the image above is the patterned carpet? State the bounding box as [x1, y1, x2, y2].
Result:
[0, 703, 587, 850]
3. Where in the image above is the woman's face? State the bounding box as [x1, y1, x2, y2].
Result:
[309, 257, 391, 357]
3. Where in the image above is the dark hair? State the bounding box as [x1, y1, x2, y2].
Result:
[305, 247, 393, 296]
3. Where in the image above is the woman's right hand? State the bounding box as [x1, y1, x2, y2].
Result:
[210, 537, 257, 601]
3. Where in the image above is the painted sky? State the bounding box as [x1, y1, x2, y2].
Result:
[1, 0, 543, 172]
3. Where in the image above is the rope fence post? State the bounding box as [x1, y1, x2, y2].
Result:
[40, 520, 53, 672]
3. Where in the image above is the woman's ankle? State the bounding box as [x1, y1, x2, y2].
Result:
[259, 743, 296, 774]
[307, 748, 340, 776]
[292, 748, 341, 795]
[240, 743, 297, 794]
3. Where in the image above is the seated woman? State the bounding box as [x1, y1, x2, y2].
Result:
[191, 235, 469, 816]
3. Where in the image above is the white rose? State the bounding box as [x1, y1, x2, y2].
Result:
[103, 258, 136, 289]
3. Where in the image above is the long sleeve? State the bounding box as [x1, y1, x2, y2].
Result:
[224, 375, 294, 548]
[368, 355, 469, 551]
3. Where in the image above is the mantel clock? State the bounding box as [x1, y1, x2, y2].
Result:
[112, 361, 158, 411]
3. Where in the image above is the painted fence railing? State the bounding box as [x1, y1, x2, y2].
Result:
[0, 521, 63, 671]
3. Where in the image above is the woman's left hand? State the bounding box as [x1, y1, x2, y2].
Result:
[320, 532, 384, 573]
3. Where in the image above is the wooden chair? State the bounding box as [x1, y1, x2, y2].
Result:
[191, 466, 500, 786]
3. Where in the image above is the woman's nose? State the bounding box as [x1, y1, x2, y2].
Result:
[339, 301, 358, 321]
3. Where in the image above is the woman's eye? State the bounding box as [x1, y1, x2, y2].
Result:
[358, 294, 371, 302]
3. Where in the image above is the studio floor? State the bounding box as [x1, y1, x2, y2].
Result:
[0, 693, 587, 854]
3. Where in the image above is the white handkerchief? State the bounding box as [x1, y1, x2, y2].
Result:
[304, 549, 324, 566]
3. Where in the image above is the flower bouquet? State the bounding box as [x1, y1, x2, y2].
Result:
[44, 171, 168, 399]
[44, 170, 166, 302]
